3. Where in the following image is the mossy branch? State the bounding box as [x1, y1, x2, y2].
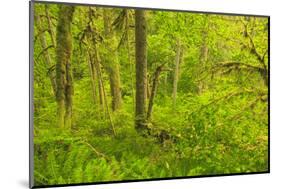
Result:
[187, 89, 258, 118]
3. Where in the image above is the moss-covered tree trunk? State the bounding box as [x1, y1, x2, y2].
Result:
[102, 9, 122, 111]
[55, 5, 75, 128]
[125, 9, 135, 107]
[135, 10, 148, 132]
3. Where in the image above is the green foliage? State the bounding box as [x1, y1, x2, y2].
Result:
[33, 2, 268, 186]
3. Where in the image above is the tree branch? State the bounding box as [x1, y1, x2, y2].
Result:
[218, 61, 266, 73]
[36, 45, 54, 60]
[187, 89, 257, 118]
[240, 18, 267, 70]
[217, 61, 268, 86]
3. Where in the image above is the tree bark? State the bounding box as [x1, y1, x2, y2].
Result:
[102, 9, 122, 111]
[55, 5, 75, 128]
[135, 10, 148, 132]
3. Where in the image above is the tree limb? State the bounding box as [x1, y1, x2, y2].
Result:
[187, 89, 257, 118]
[218, 61, 266, 73]
[240, 18, 267, 70]
[36, 45, 54, 60]
[218, 61, 268, 86]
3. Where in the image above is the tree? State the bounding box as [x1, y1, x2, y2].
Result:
[172, 39, 182, 110]
[55, 5, 75, 128]
[147, 63, 170, 120]
[44, 5, 56, 48]
[135, 10, 148, 132]
[83, 8, 106, 113]
[102, 9, 122, 111]
[87, 52, 98, 104]
[34, 13, 56, 95]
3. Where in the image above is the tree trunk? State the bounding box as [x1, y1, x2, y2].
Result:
[55, 5, 75, 128]
[93, 46, 105, 114]
[35, 14, 56, 95]
[102, 9, 122, 111]
[125, 10, 135, 107]
[172, 39, 181, 111]
[64, 61, 73, 129]
[147, 64, 167, 120]
[45, 5, 56, 48]
[94, 48, 116, 136]
[86, 9, 105, 113]
[147, 75, 151, 100]
[88, 52, 98, 104]
[135, 10, 148, 132]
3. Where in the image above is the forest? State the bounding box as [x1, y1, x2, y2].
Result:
[32, 2, 269, 186]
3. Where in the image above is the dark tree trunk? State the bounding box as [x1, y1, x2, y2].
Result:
[147, 64, 167, 120]
[135, 10, 148, 132]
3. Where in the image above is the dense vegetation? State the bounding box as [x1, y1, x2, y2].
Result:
[33, 2, 269, 186]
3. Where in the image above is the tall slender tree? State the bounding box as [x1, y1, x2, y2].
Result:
[125, 10, 135, 107]
[102, 9, 122, 111]
[172, 39, 181, 111]
[87, 52, 98, 104]
[85, 8, 106, 114]
[44, 5, 56, 48]
[55, 5, 75, 128]
[35, 13, 56, 95]
[147, 63, 169, 120]
[135, 10, 148, 132]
